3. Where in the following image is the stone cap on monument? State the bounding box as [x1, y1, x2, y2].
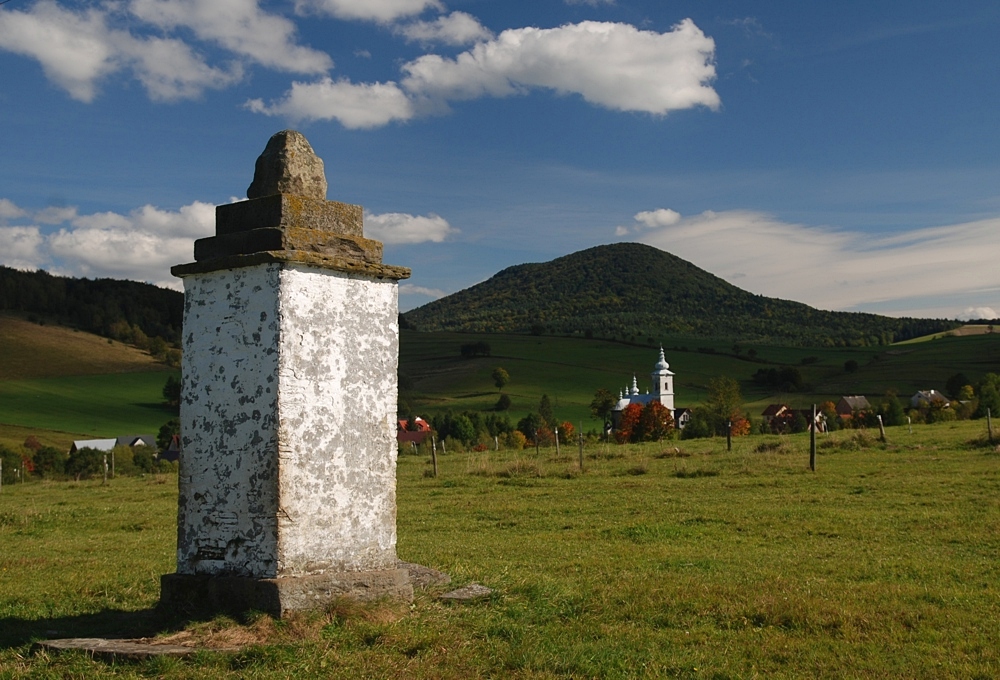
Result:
[171, 130, 410, 281]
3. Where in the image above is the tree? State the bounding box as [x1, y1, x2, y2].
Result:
[449, 414, 476, 445]
[975, 378, 1000, 419]
[0, 445, 22, 484]
[157, 418, 180, 452]
[590, 388, 616, 427]
[32, 446, 65, 478]
[946, 373, 971, 399]
[491, 367, 510, 393]
[877, 391, 906, 426]
[65, 447, 105, 481]
[163, 375, 181, 410]
[517, 413, 542, 440]
[844, 359, 859, 373]
[495, 394, 512, 411]
[616, 403, 643, 443]
[636, 402, 674, 441]
[538, 394, 555, 429]
[704, 376, 745, 436]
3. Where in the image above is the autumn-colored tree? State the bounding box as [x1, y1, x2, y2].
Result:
[558, 421, 575, 441]
[730, 417, 751, 436]
[637, 401, 674, 441]
[616, 403, 643, 443]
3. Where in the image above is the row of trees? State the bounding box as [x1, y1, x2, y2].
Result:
[1, 440, 175, 484]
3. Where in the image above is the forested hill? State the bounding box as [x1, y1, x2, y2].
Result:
[402, 243, 958, 346]
[0, 267, 183, 343]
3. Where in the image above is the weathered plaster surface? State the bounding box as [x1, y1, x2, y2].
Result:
[276, 264, 399, 576]
[178, 265, 282, 577]
[177, 262, 399, 579]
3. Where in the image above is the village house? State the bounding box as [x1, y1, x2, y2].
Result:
[910, 390, 949, 409]
[397, 416, 432, 445]
[836, 395, 871, 419]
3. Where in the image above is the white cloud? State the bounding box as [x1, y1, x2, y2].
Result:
[247, 77, 414, 128]
[294, 0, 443, 23]
[0, 200, 214, 287]
[0, 226, 45, 270]
[0, 1, 119, 102]
[400, 283, 447, 298]
[249, 18, 719, 127]
[34, 206, 78, 224]
[365, 211, 457, 244]
[634, 209, 1000, 317]
[963, 307, 998, 320]
[395, 11, 493, 46]
[114, 32, 243, 101]
[0, 198, 27, 221]
[0, 0, 241, 102]
[634, 208, 681, 228]
[401, 19, 719, 114]
[128, 0, 332, 74]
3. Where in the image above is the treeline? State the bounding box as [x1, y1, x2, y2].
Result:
[0, 266, 183, 344]
[403, 243, 960, 347]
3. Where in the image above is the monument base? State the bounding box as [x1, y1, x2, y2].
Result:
[159, 569, 413, 618]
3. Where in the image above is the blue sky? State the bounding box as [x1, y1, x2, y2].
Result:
[2, 0, 999, 320]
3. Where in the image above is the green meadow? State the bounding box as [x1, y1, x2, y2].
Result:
[1, 421, 998, 677]
[400, 330, 1000, 427]
[0, 371, 179, 438]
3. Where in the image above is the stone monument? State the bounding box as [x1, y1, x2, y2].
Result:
[160, 130, 413, 617]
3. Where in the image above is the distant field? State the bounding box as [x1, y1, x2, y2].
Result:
[1, 421, 997, 677]
[0, 371, 179, 437]
[400, 330, 1000, 427]
[896, 324, 997, 344]
[0, 313, 164, 380]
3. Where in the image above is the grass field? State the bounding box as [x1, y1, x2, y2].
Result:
[400, 330, 1000, 427]
[0, 314, 164, 381]
[1, 420, 997, 678]
[0, 371, 179, 438]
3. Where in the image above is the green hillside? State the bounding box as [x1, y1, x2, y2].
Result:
[399, 330, 1000, 428]
[0, 315, 178, 444]
[403, 243, 957, 346]
[0, 266, 183, 343]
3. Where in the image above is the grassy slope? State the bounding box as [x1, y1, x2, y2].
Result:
[0, 314, 178, 443]
[400, 330, 1000, 427]
[0, 314, 164, 380]
[1, 422, 997, 677]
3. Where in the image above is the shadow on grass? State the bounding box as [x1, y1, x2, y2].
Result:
[0, 606, 220, 650]
[133, 401, 178, 415]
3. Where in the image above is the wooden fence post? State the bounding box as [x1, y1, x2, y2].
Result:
[726, 421, 732, 452]
[877, 415, 886, 443]
[809, 404, 817, 472]
[431, 436, 438, 478]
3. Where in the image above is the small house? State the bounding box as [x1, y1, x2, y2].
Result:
[836, 396, 871, 419]
[910, 390, 949, 409]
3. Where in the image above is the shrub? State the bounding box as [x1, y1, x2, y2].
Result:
[505, 430, 528, 450]
[32, 446, 65, 478]
[495, 394, 512, 411]
[66, 447, 106, 480]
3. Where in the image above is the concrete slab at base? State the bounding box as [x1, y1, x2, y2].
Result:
[33, 638, 220, 660]
[160, 569, 412, 618]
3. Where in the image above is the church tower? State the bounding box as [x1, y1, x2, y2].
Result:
[650, 347, 675, 410]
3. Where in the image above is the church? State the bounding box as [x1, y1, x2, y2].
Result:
[611, 348, 689, 430]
